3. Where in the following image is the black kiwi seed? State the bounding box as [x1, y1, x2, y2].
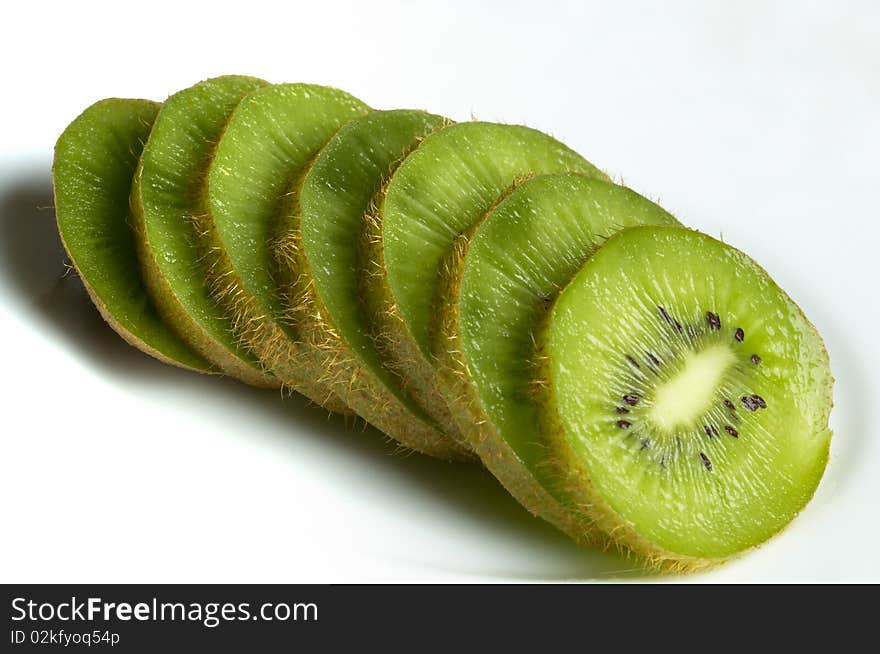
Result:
[625, 354, 640, 369]
[658, 306, 672, 323]
[616, 406, 630, 414]
[752, 394, 767, 409]
[704, 424, 719, 438]
[724, 425, 739, 438]
[622, 393, 640, 406]
[742, 395, 760, 412]
[700, 452, 713, 471]
[706, 311, 721, 331]
[735, 327, 745, 342]
[723, 398, 736, 411]
[658, 306, 683, 333]
[646, 352, 660, 366]
[640, 438, 651, 450]
[617, 420, 632, 429]
[751, 354, 762, 365]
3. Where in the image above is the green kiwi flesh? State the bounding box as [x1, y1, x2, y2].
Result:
[52, 98, 211, 372]
[131, 76, 277, 388]
[369, 122, 609, 459]
[300, 109, 445, 410]
[382, 121, 608, 358]
[545, 225, 833, 567]
[457, 174, 679, 541]
[299, 109, 471, 459]
[207, 83, 369, 411]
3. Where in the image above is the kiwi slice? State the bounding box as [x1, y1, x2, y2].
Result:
[131, 75, 278, 388]
[368, 122, 608, 455]
[207, 83, 369, 412]
[52, 98, 211, 372]
[543, 225, 833, 568]
[457, 174, 679, 541]
[297, 109, 472, 459]
[381, 121, 608, 357]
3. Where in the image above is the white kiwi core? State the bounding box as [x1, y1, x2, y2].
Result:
[648, 344, 735, 433]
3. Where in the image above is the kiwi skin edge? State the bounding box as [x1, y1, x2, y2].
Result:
[293, 109, 473, 458]
[52, 97, 214, 374]
[446, 176, 686, 561]
[194, 85, 351, 412]
[130, 76, 279, 388]
[131, 172, 279, 389]
[370, 123, 610, 463]
[358, 195, 475, 455]
[276, 169, 474, 461]
[399, 133, 608, 543]
[209, 210, 353, 411]
[432, 217, 606, 545]
[207, 83, 374, 413]
[206, 178, 353, 411]
[430, 176, 611, 548]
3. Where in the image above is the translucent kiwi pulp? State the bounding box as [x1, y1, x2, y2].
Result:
[207, 83, 369, 412]
[52, 99, 212, 372]
[131, 76, 277, 388]
[544, 226, 833, 567]
[457, 174, 680, 542]
[298, 109, 471, 460]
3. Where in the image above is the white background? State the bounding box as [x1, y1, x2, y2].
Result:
[1, 0, 877, 582]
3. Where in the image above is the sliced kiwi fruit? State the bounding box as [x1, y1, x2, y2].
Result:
[297, 109, 472, 459]
[369, 122, 608, 455]
[131, 75, 278, 388]
[207, 83, 369, 412]
[543, 225, 833, 568]
[52, 98, 211, 372]
[381, 121, 608, 357]
[457, 174, 679, 542]
[53, 79, 834, 568]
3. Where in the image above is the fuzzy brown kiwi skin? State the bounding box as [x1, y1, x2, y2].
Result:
[431, 230, 605, 543]
[203, 235, 352, 413]
[50, 183, 213, 375]
[358, 186, 475, 455]
[427, 180, 611, 546]
[532, 231, 834, 574]
[129, 171, 279, 389]
[196, 159, 351, 414]
[59, 242, 214, 375]
[310, 118, 473, 453]
[271, 163, 472, 460]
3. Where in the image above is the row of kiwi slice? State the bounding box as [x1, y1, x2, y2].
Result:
[52, 75, 834, 570]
